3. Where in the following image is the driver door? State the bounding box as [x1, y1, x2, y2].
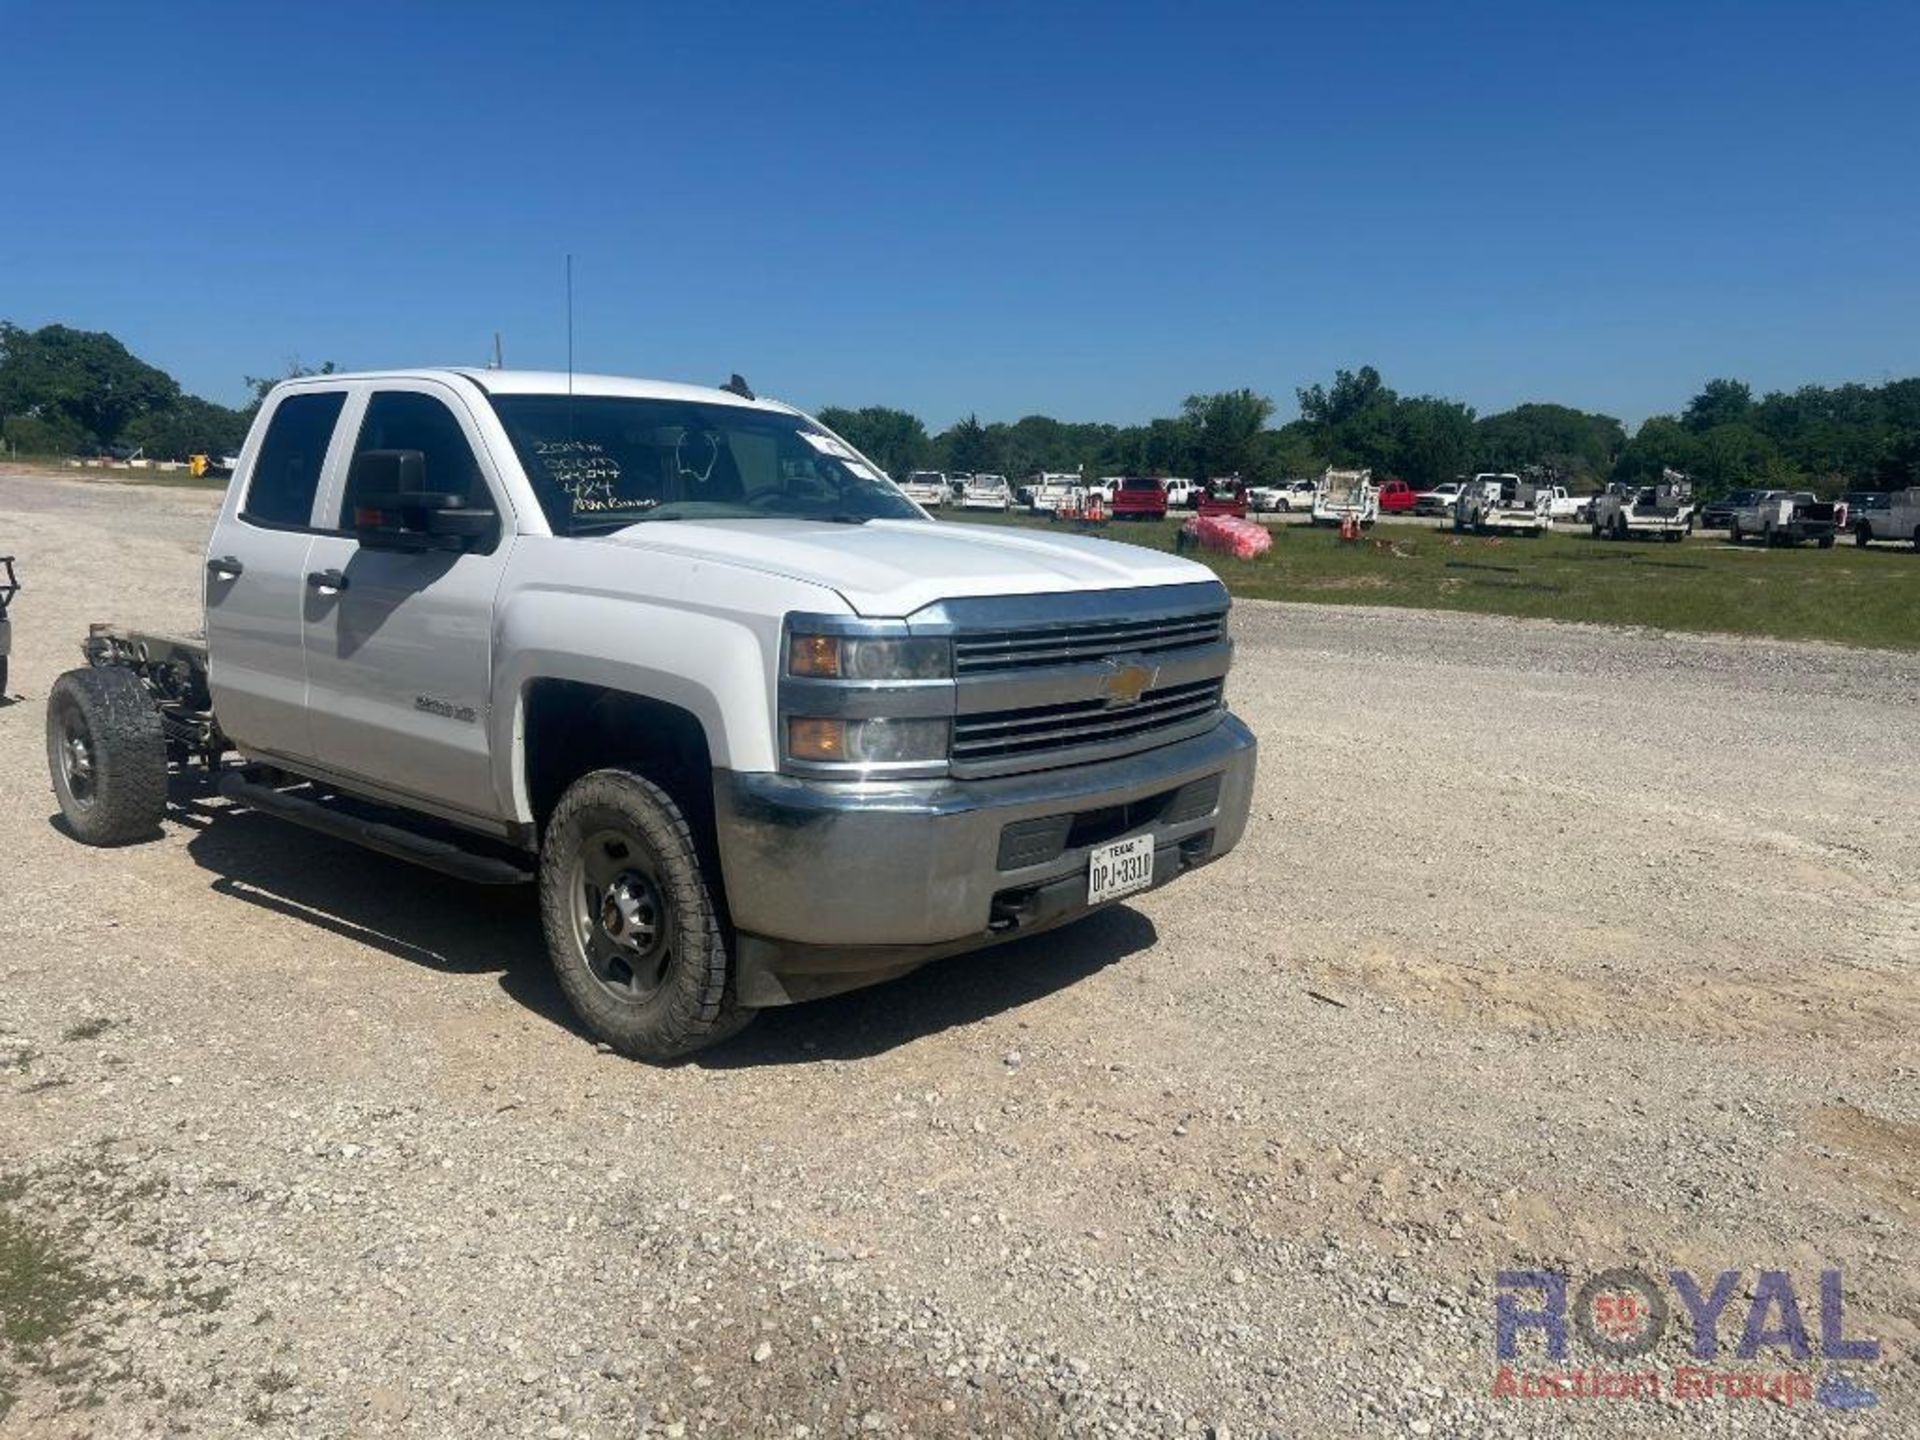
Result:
[299, 382, 514, 824]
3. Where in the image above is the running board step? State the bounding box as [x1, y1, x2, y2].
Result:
[217, 771, 533, 885]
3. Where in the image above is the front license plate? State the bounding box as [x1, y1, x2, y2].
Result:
[1088, 833, 1157, 906]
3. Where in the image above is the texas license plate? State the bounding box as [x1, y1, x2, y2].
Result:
[1088, 833, 1156, 905]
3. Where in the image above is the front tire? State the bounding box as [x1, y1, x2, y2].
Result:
[539, 768, 750, 1061]
[1854, 525, 1870, 548]
[46, 667, 167, 845]
[1817, 535, 1835, 550]
[1728, 519, 1742, 544]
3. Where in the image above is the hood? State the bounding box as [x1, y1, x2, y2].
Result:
[591, 517, 1214, 616]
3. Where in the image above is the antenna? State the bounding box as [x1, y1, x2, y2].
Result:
[491, 331, 504, 370]
[565, 253, 575, 438]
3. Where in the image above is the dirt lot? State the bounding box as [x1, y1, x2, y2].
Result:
[1, 472, 1916, 1437]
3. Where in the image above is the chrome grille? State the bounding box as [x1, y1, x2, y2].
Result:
[953, 678, 1225, 768]
[952, 610, 1227, 675]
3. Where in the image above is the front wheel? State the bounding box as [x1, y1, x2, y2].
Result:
[1817, 535, 1835, 550]
[46, 667, 168, 845]
[1728, 519, 1742, 544]
[1854, 525, 1870, 548]
[539, 768, 751, 1061]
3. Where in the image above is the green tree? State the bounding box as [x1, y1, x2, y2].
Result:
[122, 396, 250, 461]
[0, 322, 180, 445]
[814, 404, 929, 478]
[1181, 389, 1274, 479]
[1476, 403, 1626, 482]
[1682, 378, 1754, 433]
[1390, 396, 1477, 488]
[938, 413, 995, 473]
[1296, 365, 1398, 469]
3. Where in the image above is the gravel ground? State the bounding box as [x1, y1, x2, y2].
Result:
[1, 472, 1916, 1438]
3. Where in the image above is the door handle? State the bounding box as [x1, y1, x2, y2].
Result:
[305, 568, 349, 594]
[206, 556, 244, 579]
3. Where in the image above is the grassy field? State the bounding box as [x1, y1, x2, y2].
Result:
[944, 510, 1920, 650]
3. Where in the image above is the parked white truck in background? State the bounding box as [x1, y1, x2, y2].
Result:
[1310, 468, 1377, 527]
[962, 473, 1013, 511]
[1454, 472, 1551, 536]
[899, 470, 949, 508]
[1590, 474, 1697, 542]
[1844, 488, 1920, 548]
[1726, 489, 1838, 548]
[1026, 472, 1082, 513]
[42, 369, 1256, 1061]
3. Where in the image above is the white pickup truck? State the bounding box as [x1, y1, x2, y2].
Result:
[1026, 472, 1082, 514]
[1590, 476, 1696, 542]
[1453, 472, 1551, 536]
[1726, 490, 1838, 548]
[43, 369, 1256, 1060]
[1847, 488, 1920, 548]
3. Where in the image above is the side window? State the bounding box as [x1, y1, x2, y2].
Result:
[242, 391, 347, 528]
[340, 390, 488, 526]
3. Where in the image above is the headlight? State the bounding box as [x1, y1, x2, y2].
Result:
[787, 632, 951, 680]
[787, 717, 951, 765]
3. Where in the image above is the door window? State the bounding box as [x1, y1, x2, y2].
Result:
[242, 391, 347, 528]
[340, 390, 491, 526]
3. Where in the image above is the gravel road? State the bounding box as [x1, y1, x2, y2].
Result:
[1, 472, 1915, 1437]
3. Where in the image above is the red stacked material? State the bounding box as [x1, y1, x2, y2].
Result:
[1182, 514, 1272, 559]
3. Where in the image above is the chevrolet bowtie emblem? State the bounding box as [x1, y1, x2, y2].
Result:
[1099, 657, 1158, 707]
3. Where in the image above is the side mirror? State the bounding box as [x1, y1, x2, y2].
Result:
[349, 450, 498, 552]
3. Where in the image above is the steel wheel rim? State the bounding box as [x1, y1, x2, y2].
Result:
[58, 708, 96, 808]
[568, 826, 673, 1004]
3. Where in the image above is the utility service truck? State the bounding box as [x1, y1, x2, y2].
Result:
[1453, 472, 1551, 536]
[1726, 490, 1838, 548]
[1590, 474, 1697, 542]
[43, 369, 1256, 1061]
[1310, 468, 1377, 528]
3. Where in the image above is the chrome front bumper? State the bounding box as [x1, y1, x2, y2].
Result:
[713, 715, 1257, 1005]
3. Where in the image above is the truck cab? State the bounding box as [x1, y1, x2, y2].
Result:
[48, 369, 1257, 1061]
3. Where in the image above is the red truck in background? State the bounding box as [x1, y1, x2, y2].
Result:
[1112, 476, 1169, 521]
[1377, 479, 1418, 514]
[1196, 480, 1249, 519]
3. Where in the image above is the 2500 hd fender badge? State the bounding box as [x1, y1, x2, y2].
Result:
[414, 695, 478, 724]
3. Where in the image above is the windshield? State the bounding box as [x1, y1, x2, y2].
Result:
[488, 395, 923, 532]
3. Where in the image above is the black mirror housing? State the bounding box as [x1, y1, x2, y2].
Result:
[349, 450, 497, 552]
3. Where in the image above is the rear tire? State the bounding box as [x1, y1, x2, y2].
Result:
[1613, 515, 1628, 541]
[46, 667, 167, 845]
[0, 654, 8, 696]
[538, 768, 751, 1061]
[1817, 535, 1835, 550]
[1854, 525, 1870, 548]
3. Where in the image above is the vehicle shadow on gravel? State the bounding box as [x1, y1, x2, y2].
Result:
[172, 787, 1159, 1063]
[177, 800, 582, 1035]
[698, 907, 1160, 1068]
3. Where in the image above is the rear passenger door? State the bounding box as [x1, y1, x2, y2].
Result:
[202, 387, 351, 763]
[299, 382, 513, 823]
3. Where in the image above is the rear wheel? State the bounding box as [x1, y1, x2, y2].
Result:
[0, 655, 8, 696]
[1817, 535, 1835, 550]
[46, 667, 167, 845]
[539, 768, 750, 1061]
[1854, 525, 1871, 547]
[1613, 515, 1628, 541]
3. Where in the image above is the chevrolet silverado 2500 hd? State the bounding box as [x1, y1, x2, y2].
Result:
[44, 369, 1257, 1059]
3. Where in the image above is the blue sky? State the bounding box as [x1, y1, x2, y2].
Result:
[3, 1, 1915, 429]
